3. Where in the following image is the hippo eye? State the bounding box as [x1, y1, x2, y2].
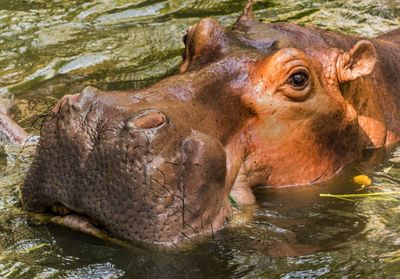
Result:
[281, 68, 311, 101]
[287, 72, 309, 89]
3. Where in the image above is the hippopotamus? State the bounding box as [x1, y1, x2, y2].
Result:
[2, 1, 400, 247]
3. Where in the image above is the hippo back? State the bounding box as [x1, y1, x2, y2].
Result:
[377, 28, 400, 45]
[372, 28, 400, 137]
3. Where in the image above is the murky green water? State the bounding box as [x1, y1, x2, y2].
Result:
[0, 0, 400, 278]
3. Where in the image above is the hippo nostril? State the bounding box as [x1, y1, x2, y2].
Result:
[126, 110, 167, 130]
[72, 86, 99, 111]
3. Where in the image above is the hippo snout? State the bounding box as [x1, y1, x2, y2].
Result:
[22, 87, 231, 246]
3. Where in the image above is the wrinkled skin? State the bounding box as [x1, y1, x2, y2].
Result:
[11, 2, 400, 246]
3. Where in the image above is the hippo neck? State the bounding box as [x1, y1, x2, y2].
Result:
[370, 38, 400, 145]
[342, 39, 400, 147]
[341, 77, 387, 148]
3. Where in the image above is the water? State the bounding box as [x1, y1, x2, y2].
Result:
[0, 0, 400, 278]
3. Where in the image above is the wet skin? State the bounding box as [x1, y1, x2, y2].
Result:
[4, 1, 399, 246]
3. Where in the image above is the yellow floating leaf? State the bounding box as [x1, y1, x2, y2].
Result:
[352, 175, 372, 186]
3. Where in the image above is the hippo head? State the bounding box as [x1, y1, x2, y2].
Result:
[22, 2, 378, 246]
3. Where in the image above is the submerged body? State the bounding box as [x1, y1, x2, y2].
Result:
[2, 1, 399, 246]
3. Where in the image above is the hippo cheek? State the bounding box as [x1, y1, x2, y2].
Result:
[178, 131, 231, 238]
[109, 129, 231, 245]
[105, 130, 231, 246]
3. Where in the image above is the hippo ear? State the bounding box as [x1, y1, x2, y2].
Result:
[180, 18, 229, 73]
[237, 0, 255, 22]
[337, 40, 377, 83]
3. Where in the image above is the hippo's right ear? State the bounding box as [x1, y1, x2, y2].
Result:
[180, 18, 229, 73]
[336, 40, 377, 83]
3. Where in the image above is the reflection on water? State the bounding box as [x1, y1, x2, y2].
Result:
[0, 0, 399, 278]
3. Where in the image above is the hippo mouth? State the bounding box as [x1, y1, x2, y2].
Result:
[22, 87, 232, 247]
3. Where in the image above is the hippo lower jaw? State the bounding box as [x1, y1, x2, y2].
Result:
[21, 89, 233, 247]
[28, 196, 232, 248]
[24, 184, 233, 248]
